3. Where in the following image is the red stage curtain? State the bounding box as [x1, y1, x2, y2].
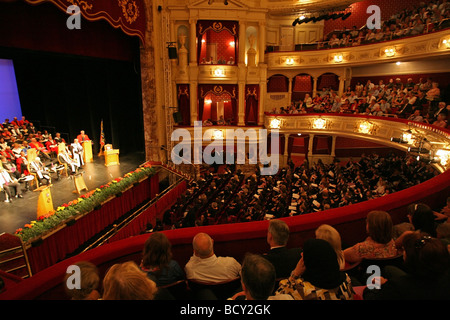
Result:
[196, 20, 238, 63]
[318, 73, 338, 90]
[24, 0, 146, 44]
[177, 84, 190, 125]
[245, 85, 259, 125]
[267, 75, 288, 92]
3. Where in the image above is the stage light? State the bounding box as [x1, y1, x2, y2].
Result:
[342, 12, 351, 20]
[408, 147, 430, 154]
[391, 137, 407, 143]
[224, 0, 228, 5]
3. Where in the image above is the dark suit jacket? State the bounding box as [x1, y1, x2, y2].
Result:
[263, 246, 302, 279]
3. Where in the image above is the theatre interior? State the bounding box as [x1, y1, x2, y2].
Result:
[0, 0, 449, 301]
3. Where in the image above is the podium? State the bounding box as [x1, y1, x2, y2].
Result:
[82, 141, 93, 163]
[105, 145, 120, 167]
[73, 172, 88, 194]
[36, 185, 53, 219]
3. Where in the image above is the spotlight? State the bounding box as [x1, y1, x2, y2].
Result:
[408, 147, 430, 154]
[342, 12, 352, 20]
[292, 18, 299, 26]
[391, 137, 407, 143]
[224, 0, 228, 5]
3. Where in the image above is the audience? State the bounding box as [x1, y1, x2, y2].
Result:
[275, 238, 354, 300]
[63, 261, 101, 300]
[315, 224, 346, 270]
[139, 232, 185, 287]
[102, 261, 158, 300]
[230, 253, 293, 300]
[184, 232, 241, 283]
[344, 211, 399, 264]
[262, 219, 302, 279]
[363, 232, 450, 300]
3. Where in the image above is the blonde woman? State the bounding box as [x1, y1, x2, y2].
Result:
[315, 224, 346, 270]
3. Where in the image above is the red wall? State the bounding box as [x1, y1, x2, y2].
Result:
[323, 0, 425, 35]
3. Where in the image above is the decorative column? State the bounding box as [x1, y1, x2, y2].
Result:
[288, 76, 293, 104]
[238, 21, 246, 66]
[331, 135, 337, 158]
[284, 133, 290, 166]
[312, 76, 318, 97]
[178, 34, 188, 70]
[308, 134, 314, 159]
[141, 0, 162, 162]
[258, 21, 266, 64]
[238, 81, 246, 126]
[338, 76, 345, 97]
[190, 81, 198, 125]
[189, 19, 197, 65]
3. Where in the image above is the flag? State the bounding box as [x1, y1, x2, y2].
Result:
[100, 119, 105, 146]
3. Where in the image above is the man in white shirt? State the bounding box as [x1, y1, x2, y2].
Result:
[184, 232, 241, 283]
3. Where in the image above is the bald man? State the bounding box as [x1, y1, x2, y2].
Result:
[184, 232, 241, 283]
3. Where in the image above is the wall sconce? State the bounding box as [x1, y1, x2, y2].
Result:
[213, 67, 225, 77]
[286, 57, 295, 65]
[229, 41, 235, 47]
[435, 149, 450, 166]
[213, 129, 224, 140]
[442, 38, 450, 49]
[357, 120, 377, 135]
[205, 99, 213, 104]
[384, 47, 396, 57]
[334, 53, 343, 63]
[311, 117, 331, 130]
[269, 118, 282, 129]
[402, 130, 415, 144]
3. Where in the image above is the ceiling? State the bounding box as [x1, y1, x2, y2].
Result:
[267, 0, 357, 16]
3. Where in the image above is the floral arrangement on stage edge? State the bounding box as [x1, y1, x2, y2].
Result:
[14, 163, 156, 243]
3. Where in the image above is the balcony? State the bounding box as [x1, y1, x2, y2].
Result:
[266, 29, 450, 70]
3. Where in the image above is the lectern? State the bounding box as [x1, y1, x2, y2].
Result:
[82, 141, 93, 163]
[104, 144, 120, 167]
[36, 185, 53, 219]
[73, 172, 88, 194]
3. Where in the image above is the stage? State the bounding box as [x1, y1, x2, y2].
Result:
[0, 151, 146, 235]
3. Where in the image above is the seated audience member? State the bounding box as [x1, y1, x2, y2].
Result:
[29, 156, 52, 185]
[430, 101, 448, 121]
[432, 113, 448, 128]
[436, 223, 450, 248]
[263, 219, 302, 279]
[0, 167, 23, 202]
[139, 232, 184, 287]
[63, 261, 101, 300]
[363, 232, 450, 300]
[275, 239, 354, 300]
[71, 139, 84, 167]
[344, 211, 398, 264]
[407, 109, 424, 122]
[102, 261, 158, 300]
[315, 224, 346, 270]
[230, 253, 293, 300]
[395, 203, 438, 249]
[184, 232, 241, 283]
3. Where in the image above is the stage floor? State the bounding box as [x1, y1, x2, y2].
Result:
[0, 151, 146, 235]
